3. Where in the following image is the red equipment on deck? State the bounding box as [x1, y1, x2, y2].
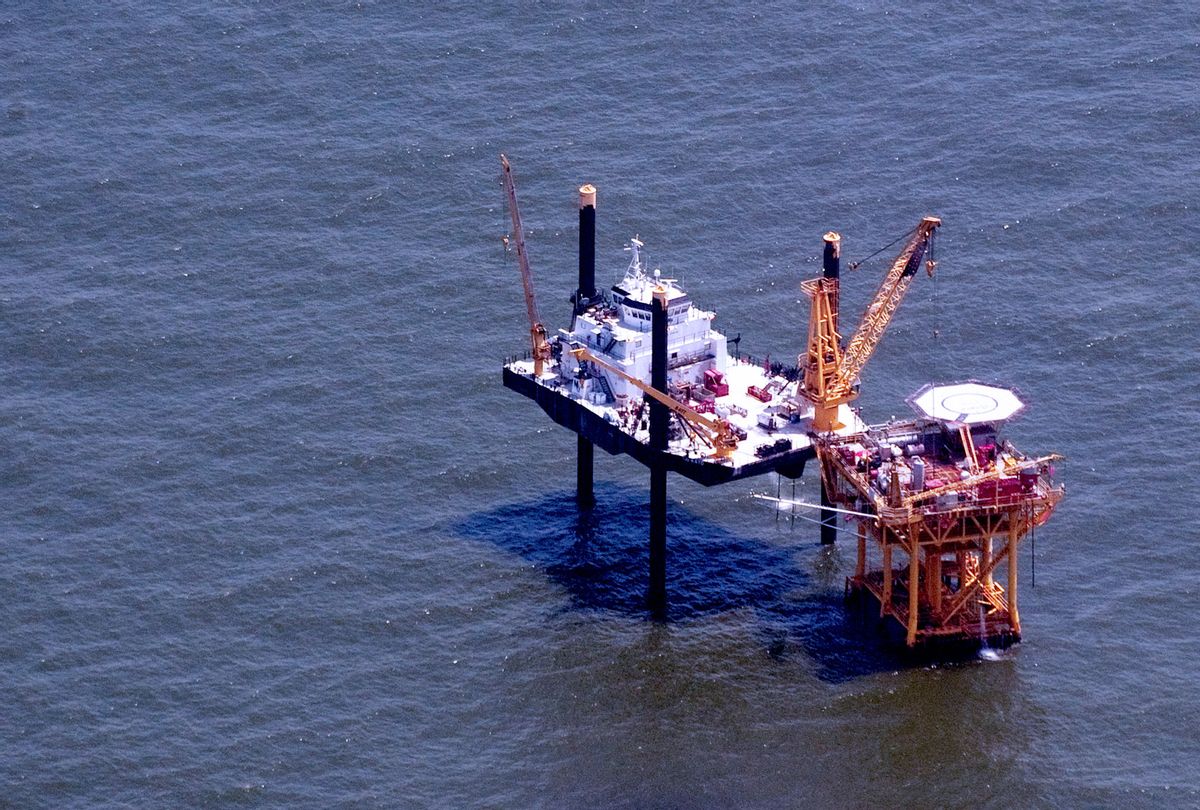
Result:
[704, 369, 729, 397]
[747, 385, 772, 403]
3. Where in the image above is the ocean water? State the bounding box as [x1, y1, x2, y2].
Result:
[2, 2, 1198, 807]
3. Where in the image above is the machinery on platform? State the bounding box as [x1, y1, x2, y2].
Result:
[814, 391, 1064, 648]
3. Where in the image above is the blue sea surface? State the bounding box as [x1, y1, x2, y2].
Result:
[2, 2, 1198, 807]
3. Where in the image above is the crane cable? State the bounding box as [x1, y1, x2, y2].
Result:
[931, 226, 941, 340]
[846, 226, 917, 272]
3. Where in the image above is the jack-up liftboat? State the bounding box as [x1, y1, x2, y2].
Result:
[499, 155, 1063, 647]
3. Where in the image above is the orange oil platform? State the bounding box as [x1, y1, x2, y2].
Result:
[796, 223, 1065, 650]
[816, 409, 1063, 649]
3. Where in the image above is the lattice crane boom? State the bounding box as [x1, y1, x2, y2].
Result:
[838, 216, 941, 386]
[569, 345, 740, 459]
[500, 154, 552, 376]
[802, 216, 941, 431]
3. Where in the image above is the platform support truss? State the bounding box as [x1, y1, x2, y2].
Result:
[847, 509, 1038, 647]
[822, 440, 1062, 649]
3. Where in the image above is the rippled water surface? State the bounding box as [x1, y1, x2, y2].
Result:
[2, 2, 1198, 807]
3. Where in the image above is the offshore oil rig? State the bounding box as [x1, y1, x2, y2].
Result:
[499, 156, 1063, 650]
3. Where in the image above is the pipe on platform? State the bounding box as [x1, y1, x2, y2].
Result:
[823, 231, 841, 334]
[822, 231, 841, 280]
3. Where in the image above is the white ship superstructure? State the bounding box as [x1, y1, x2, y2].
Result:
[560, 239, 726, 405]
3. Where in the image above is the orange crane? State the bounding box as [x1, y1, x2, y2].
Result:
[802, 216, 942, 431]
[568, 345, 741, 459]
[500, 154, 552, 376]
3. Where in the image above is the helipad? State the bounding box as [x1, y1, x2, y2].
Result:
[906, 381, 1025, 425]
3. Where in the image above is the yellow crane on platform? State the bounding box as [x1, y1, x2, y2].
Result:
[802, 216, 942, 431]
[500, 154, 552, 377]
[568, 345, 741, 459]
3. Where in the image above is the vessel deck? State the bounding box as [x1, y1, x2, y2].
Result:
[504, 356, 866, 485]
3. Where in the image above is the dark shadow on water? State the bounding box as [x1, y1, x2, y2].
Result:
[457, 483, 920, 682]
